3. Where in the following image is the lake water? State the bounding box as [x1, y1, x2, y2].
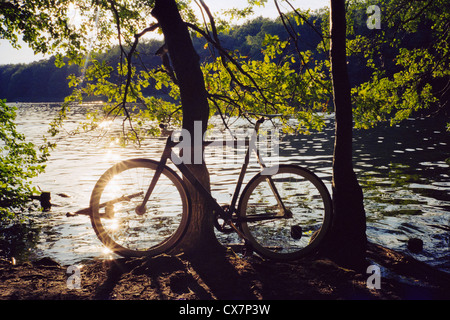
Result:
[5, 103, 450, 273]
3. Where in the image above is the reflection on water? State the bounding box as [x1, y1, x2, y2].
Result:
[354, 120, 450, 273]
[3, 104, 449, 272]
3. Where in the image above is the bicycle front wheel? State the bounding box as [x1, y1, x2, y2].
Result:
[238, 165, 332, 260]
[90, 159, 190, 257]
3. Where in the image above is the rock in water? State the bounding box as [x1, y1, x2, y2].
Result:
[407, 238, 423, 253]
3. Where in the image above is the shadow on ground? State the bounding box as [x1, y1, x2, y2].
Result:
[1, 243, 449, 300]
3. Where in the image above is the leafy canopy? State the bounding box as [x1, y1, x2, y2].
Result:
[50, 0, 331, 140]
[346, 0, 449, 128]
[1, 0, 448, 139]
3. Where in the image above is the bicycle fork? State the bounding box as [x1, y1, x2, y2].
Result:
[135, 139, 173, 216]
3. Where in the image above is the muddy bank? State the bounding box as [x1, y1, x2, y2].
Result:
[0, 242, 449, 300]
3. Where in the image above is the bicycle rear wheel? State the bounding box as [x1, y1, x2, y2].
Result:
[238, 165, 332, 260]
[90, 159, 190, 257]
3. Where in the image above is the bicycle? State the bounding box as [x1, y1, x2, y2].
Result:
[89, 114, 333, 261]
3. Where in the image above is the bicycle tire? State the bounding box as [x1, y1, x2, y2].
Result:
[238, 164, 332, 260]
[90, 158, 190, 257]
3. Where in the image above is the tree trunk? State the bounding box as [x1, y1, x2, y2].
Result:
[152, 0, 223, 256]
[322, 0, 367, 270]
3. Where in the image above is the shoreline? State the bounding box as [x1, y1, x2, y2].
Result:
[1, 242, 449, 300]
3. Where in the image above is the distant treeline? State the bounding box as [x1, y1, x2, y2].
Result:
[0, 57, 79, 102]
[0, 16, 324, 102]
[0, 10, 433, 103]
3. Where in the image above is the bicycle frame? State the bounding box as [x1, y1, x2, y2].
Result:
[138, 117, 288, 235]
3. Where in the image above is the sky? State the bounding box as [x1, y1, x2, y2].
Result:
[0, 0, 328, 65]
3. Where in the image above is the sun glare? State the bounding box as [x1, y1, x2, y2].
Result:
[109, 219, 119, 231]
[103, 149, 121, 161]
[99, 120, 113, 129]
[102, 247, 112, 255]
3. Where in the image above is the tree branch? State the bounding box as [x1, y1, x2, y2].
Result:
[185, 22, 272, 108]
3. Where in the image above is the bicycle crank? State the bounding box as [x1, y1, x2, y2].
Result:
[213, 205, 234, 234]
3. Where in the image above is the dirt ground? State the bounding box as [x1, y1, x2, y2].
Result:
[0, 242, 449, 300]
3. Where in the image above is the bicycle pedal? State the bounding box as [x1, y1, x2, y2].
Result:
[104, 203, 115, 219]
[290, 225, 303, 240]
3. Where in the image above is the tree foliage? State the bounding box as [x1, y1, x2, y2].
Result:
[347, 0, 450, 128]
[2, 0, 447, 134]
[0, 100, 51, 221]
[0, 0, 79, 54]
